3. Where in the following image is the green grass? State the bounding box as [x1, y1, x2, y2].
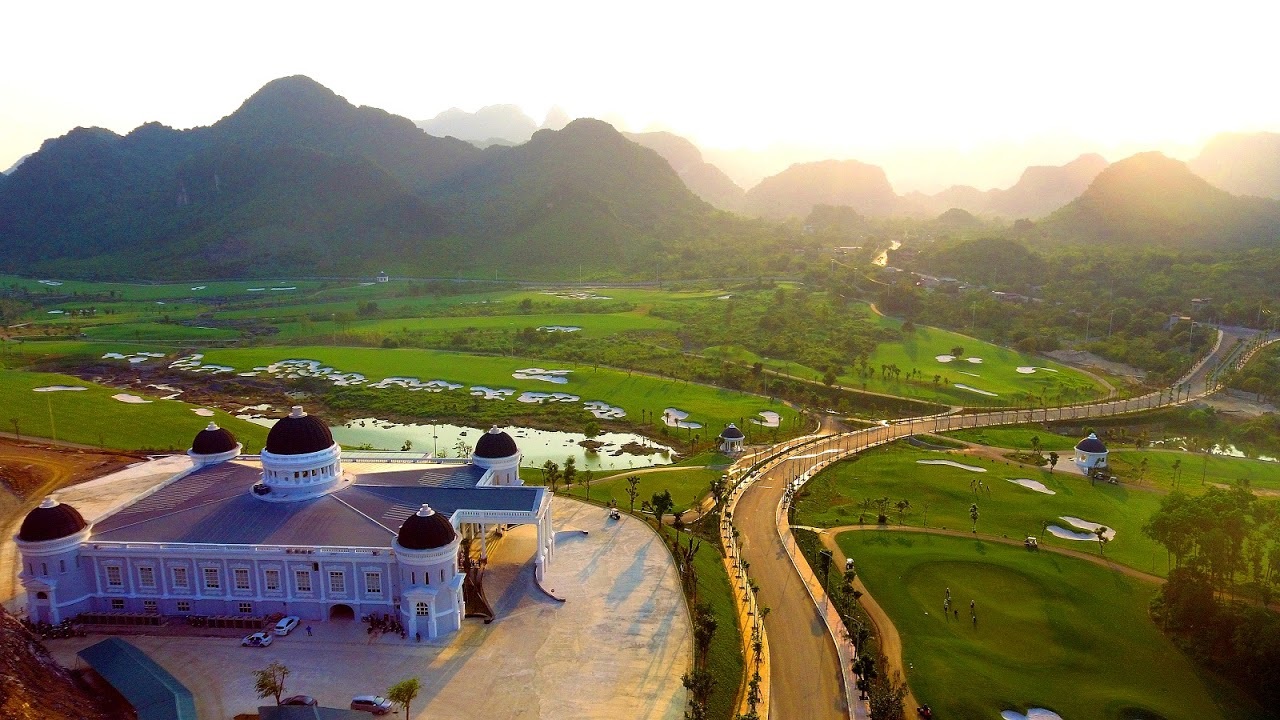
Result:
[564, 467, 722, 513]
[1108, 449, 1280, 494]
[685, 528, 744, 720]
[848, 316, 1108, 406]
[190, 345, 797, 437]
[0, 369, 269, 451]
[272, 311, 677, 341]
[944, 424, 1082, 451]
[837, 532, 1266, 720]
[794, 442, 1173, 576]
[81, 322, 240, 341]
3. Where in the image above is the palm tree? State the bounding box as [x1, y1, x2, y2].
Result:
[542, 460, 560, 493]
[1171, 457, 1182, 487]
[1048, 451, 1059, 473]
[650, 490, 674, 531]
[387, 678, 421, 718]
[894, 499, 911, 525]
[1030, 435, 1042, 457]
[625, 475, 641, 512]
[1095, 526, 1110, 556]
[562, 456, 577, 488]
[970, 503, 980, 533]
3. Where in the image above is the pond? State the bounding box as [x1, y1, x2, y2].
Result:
[241, 415, 677, 471]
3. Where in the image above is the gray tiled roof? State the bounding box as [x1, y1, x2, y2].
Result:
[90, 461, 543, 547]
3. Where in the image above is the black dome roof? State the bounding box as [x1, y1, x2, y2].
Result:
[265, 407, 334, 455]
[474, 426, 518, 459]
[1076, 433, 1107, 453]
[397, 505, 457, 550]
[19, 498, 87, 542]
[719, 424, 745, 440]
[192, 422, 239, 455]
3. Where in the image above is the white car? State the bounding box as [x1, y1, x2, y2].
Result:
[242, 631, 273, 647]
[274, 615, 300, 635]
[350, 695, 394, 715]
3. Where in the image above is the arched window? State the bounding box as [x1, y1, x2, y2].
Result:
[416, 602, 429, 616]
[36, 591, 47, 600]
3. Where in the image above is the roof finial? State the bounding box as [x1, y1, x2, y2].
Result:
[416, 504, 435, 517]
[205, 421, 220, 431]
[488, 426, 502, 434]
[290, 406, 305, 418]
[39, 497, 57, 509]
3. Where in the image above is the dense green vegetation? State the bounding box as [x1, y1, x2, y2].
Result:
[1143, 488, 1280, 708]
[839, 531, 1266, 720]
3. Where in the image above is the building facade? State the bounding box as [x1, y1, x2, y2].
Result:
[16, 412, 551, 641]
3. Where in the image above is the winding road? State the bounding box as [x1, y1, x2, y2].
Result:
[732, 325, 1252, 719]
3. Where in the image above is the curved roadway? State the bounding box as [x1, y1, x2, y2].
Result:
[734, 326, 1249, 719]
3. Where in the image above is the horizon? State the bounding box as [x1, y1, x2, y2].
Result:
[4, 0, 1277, 192]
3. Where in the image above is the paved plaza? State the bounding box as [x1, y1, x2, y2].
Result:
[46, 497, 691, 719]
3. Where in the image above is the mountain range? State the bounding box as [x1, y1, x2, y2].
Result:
[2, 76, 1278, 280]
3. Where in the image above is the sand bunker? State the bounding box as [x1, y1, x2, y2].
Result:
[959, 371, 981, 378]
[542, 291, 611, 301]
[191, 286, 206, 290]
[513, 368, 572, 384]
[967, 357, 984, 364]
[470, 386, 515, 401]
[247, 288, 265, 292]
[537, 325, 581, 333]
[1016, 366, 1061, 374]
[37, 279, 63, 286]
[104, 351, 166, 364]
[192, 408, 215, 417]
[1006, 478, 1056, 495]
[1047, 516, 1116, 541]
[751, 410, 781, 427]
[662, 408, 703, 429]
[111, 393, 152, 404]
[33, 385, 87, 392]
[584, 401, 626, 419]
[935, 354, 955, 362]
[955, 383, 999, 397]
[1000, 710, 1063, 720]
[270, 286, 296, 291]
[517, 391, 580, 404]
[46, 310, 64, 314]
[917, 459, 987, 472]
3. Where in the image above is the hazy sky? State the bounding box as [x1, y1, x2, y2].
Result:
[4, 0, 1277, 191]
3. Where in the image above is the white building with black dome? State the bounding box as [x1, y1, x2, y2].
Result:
[1073, 432, 1109, 474]
[15, 409, 552, 641]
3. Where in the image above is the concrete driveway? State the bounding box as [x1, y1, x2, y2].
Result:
[48, 497, 691, 719]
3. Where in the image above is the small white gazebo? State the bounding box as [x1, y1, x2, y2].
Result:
[718, 424, 745, 453]
[1073, 433, 1108, 474]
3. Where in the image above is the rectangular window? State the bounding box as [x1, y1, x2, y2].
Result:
[139, 566, 156, 589]
[143, 600, 157, 612]
[111, 599, 125, 610]
[106, 566, 123, 587]
[365, 572, 381, 595]
[234, 568, 250, 590]
[59, 560, 66, 574]
[329, 571, 345, 594]
[176, 600, 191, 612]
[296, 570, 312, 592]
[203, 567, 220, 590]
[238, 602, 253, 614]
[172, 567, 189, 588]
[265, 570, 281, 591]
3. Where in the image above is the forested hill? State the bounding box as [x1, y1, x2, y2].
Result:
[1037, 152, 1280, 249]
[0, 76, 759, 280]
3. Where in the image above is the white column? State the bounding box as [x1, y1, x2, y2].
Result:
[480, 523, 488, 561]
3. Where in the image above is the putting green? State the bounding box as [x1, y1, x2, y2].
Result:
[839, 532, 1266, 720]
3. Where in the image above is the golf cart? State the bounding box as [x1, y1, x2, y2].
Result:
[1024, 536, 1039, 550]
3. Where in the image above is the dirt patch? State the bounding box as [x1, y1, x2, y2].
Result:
[0, 437, 140, 503]
[1044, 348, 1146, 382]
[0, 610, 117, 720]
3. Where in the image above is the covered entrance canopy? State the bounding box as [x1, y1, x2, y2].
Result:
[77, 638, 196, 720]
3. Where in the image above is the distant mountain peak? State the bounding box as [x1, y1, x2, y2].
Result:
[1189, 131, 1280, 199]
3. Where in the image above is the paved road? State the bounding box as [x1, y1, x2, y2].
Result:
[734, 328, 1244, 719]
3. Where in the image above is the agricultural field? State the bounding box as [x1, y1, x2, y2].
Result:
[0, 369, 268, 452]
[793, 442, 1173, 576]
[839, 532, 1266, 720]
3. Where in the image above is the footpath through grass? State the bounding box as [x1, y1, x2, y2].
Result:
[838, 531, 1267, 720]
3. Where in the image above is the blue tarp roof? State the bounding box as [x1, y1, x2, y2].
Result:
[77, 638, 197, 720]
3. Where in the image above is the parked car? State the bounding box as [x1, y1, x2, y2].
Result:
[274, 615, 300, 635]
[350, 695, 394, 715]
[241, 631, 273, 647]
[281, 695, 317, 706]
